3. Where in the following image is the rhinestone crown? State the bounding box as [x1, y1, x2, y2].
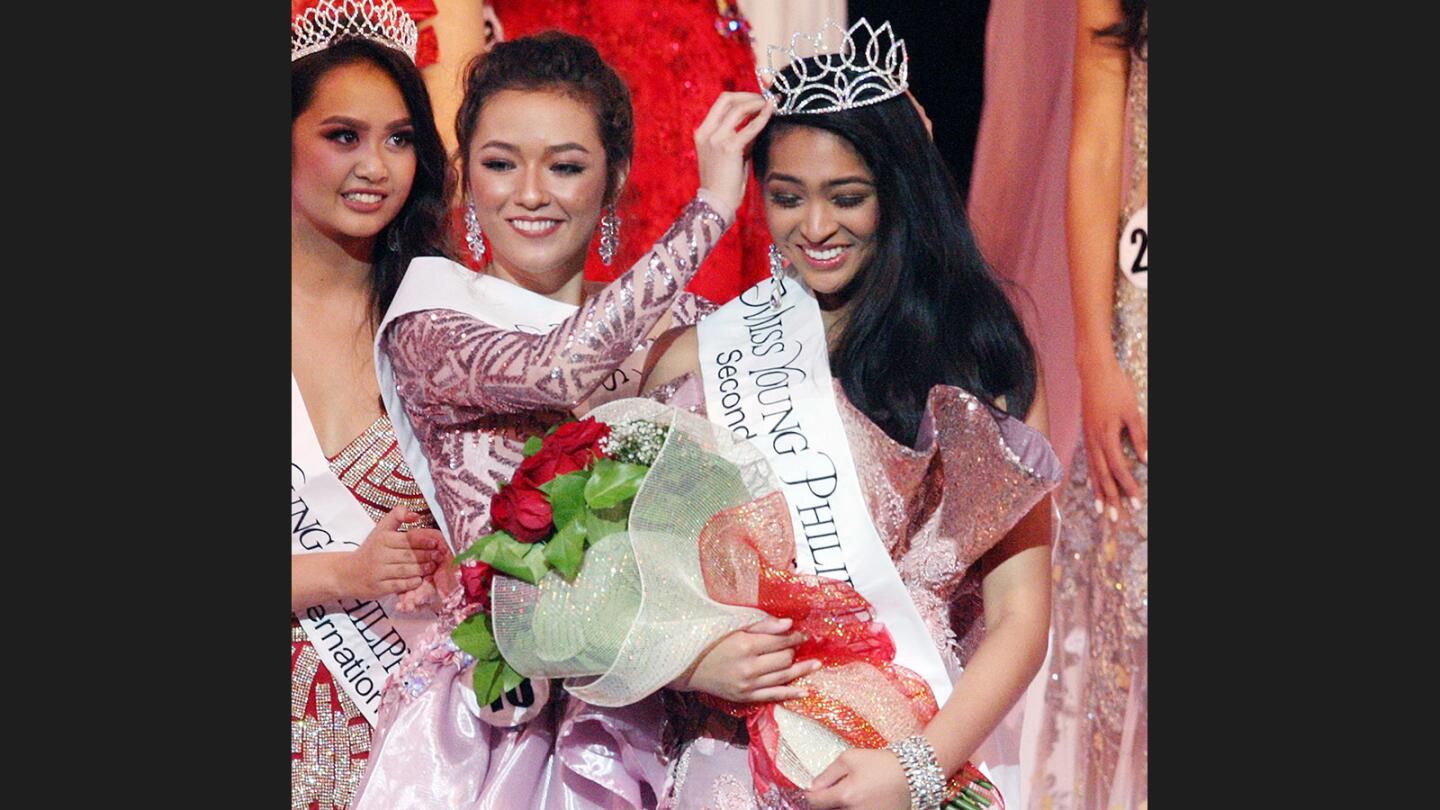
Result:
[757, 18, 908, 116]
[291, 0, 419, 63]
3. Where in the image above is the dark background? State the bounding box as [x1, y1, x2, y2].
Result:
[847, 0, 991, 194]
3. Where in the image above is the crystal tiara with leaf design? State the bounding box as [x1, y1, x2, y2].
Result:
[756, 18, 909, 116]
[291, 0, 419, 63]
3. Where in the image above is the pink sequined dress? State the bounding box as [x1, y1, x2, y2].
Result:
[647, 374, 1063, 810]
[1029, 36, 1148, 810]
[350, 192, 731, 810]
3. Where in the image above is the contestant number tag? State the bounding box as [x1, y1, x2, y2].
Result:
[1119, 206, 1148, 290]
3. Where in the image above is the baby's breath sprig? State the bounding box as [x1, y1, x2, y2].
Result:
[600, 419, 667, 466]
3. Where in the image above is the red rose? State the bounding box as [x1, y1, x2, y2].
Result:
[490, 481, 554, 543]
[516, 445, 586, 486]
[546, 418, 611, 463]
[460, 560, 495, 606]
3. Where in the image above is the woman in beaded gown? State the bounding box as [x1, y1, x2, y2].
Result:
[352, 33, 810, 809]
[640, 20, 1063, 809]
[1028, 2, 1147, 809]
[290, 8, 455, 807]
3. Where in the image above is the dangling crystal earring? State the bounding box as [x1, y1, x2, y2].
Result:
[464, 201, 486, 263]
[768, 244, 786, 309]
[386, 226, 402, 252]
[598, 204, 621, 266]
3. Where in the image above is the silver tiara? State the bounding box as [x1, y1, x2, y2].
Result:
[291, 0, 420, 63]
[756, 18, 908, 116]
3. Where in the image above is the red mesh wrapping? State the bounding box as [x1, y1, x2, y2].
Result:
[694, 492, 1004, 806]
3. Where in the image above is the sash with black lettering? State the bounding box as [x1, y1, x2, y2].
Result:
[697, 270, 957, 710]
[292, 376, 429, 725]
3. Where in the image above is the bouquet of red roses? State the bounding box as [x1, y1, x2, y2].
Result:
[447, 399, 1003, 808]
[449, 416, 663, 705]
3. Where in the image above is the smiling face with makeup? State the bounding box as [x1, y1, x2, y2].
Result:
[761, 125, 879, 299]
[465, 88, 626, 293]
[292, 61, 417, 246]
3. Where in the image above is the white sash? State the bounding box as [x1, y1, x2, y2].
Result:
[373, 257, 577, 550]
[697, 271, 955, 709]
[291, 376, 429, 725]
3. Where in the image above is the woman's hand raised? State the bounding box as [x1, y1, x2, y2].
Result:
[694, 92, 775, 214]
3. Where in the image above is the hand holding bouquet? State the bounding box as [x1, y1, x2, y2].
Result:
[449, 399, 1001, 808]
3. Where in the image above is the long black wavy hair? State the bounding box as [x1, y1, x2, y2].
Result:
[1096, 0, 1147, 59]
[292, 37, 454, 326]
[754, 81, 1037, 449]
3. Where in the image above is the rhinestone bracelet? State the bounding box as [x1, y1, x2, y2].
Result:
[887, 734, 947, 810]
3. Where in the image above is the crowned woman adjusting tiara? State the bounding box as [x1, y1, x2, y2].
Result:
[291, 0, 420, 63]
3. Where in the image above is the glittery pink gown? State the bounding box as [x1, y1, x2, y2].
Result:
[351, 192, 730, 810]
[646, 374, 1063, 810]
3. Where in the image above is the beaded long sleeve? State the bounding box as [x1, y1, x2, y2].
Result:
[385, 191, 731, 433]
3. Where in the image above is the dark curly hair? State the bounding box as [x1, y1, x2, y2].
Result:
[454, 30, 634, 203]
[292, 37, 454, 326]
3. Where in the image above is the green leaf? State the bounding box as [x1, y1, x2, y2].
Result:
[584, 502, 629, 547]
[451, 612, 498, 661]
[471, 658, 505, 706]
[470, 531, 552, 584]
[543, 517, 588, 580]
[539, 470, 590, 529]
[522, 436, 544, 457]
[583, 458, 649, 509]
[453, 531, 506, 565]
[518, 541, 552, 584]
[499, 661, 525, 694]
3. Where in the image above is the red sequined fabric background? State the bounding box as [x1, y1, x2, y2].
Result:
[490, 0, 772, 304]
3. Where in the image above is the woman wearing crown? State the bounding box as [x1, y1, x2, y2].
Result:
[290, 1, 455, 808]
[349, 30, 821, 810]
[640, 18, 1061, 810]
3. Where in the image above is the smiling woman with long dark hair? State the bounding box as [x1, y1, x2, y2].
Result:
[291, 35, 452, 326]
[289, 4, 452, 808]
[641, 18, 1061, 810]
[749, 88, 1038, 449]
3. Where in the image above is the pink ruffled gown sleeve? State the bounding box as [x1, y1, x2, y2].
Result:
[649, 376, 1062, 809]
[352, 192, 732, 810]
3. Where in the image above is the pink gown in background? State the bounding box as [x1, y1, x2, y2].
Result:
[967, 0, 1080, 473]
[351, 192, 731, 810]
[1028, 39, 1148, 810]
[647, 374, 1063, 810]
